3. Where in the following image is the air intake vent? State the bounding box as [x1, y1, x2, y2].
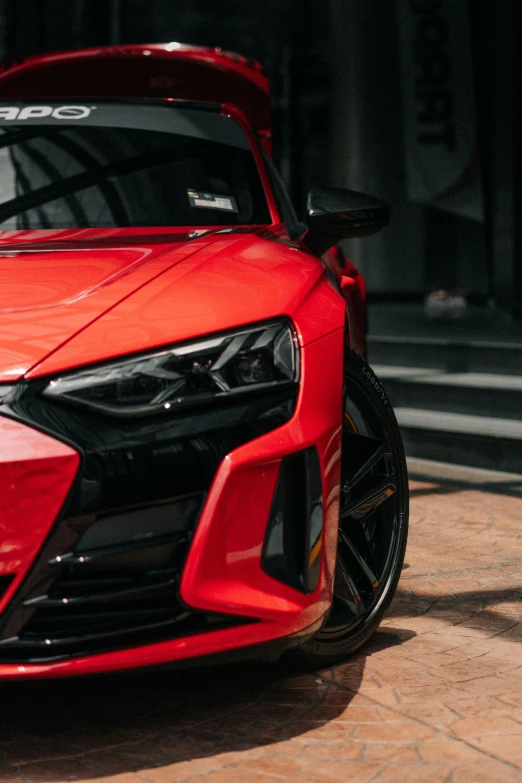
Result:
[0, 496, 249, 662]
[261, 447, 324, 594]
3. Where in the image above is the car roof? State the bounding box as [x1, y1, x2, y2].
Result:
[0, 43, 271, 145]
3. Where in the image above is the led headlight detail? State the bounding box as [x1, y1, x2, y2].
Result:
[42, 320, 299, 417]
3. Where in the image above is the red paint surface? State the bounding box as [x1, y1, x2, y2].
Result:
[0, 43, 271, 141]
[323, 246, 367, 356]
[0, 416, 79, 614]
[0, 329, 343, 679]
[27, 231, 346, 379]
[181, 328, 344, 626]
[0, 44, 368, 678]
[0, 230, 234, 381]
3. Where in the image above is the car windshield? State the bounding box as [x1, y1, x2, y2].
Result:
[0, 101, 271, 229]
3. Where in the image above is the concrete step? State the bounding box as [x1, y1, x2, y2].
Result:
[406, 456, 522, 492]
[373, 366, 522, 420]
[368, 335, 522, 376]
[395, 407, 522, 473]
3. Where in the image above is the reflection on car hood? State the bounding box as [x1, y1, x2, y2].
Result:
[27, 229, 330, 380]
[0, 229, 226, 382]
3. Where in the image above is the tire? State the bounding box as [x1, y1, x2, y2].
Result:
[291, 348, 409, 667]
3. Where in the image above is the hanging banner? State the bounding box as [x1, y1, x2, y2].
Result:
[396, 0, 484, 222]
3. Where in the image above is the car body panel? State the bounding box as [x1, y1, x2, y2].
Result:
[0, 231, 233, 382]
[0, 328, 342, 679]
[26, 230, 346, 380]
[180, 328, 343, 622]
[0, 44, 272, 152]
[322, 246, 367, 356]
[0, 44, 367, 678]
[0, 416, 80, 615]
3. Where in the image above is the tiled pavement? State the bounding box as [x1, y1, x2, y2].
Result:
[2, 461, 522, 783]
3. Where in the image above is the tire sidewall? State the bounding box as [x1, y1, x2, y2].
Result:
[293, 348, 409, 665]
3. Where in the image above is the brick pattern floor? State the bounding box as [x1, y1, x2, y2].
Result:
[2, 469, 522, 782]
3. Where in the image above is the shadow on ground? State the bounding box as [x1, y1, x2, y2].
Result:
[4, 473, 517, 778]
[0, 627, 416, 779]
[389, 583, 522, 644]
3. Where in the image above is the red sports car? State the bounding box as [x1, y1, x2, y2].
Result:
[0, 44, 408, 679]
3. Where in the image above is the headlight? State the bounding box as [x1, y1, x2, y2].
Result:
[42, 320, 299, 417]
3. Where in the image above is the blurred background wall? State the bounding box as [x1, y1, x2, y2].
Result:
[0, 0, 520, 316]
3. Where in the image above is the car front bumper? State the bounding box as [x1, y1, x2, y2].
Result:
[0, 328, 344, 679]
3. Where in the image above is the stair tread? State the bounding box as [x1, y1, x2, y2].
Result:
[407, 456, 522, 484]
[395, 408, 522, 439]
[374, 366, 522, 391]
[367, 303, 522, 346]
[372, 365, 440, 379]
[368, 334, 522, 349]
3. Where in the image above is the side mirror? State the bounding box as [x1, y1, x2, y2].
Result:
[304, 187, 390, 256]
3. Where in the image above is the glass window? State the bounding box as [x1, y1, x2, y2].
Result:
[0, 103, 271, 229]
[261, 149, 300, 229]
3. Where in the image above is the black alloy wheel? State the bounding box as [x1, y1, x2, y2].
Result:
[292, 348, 409, 666]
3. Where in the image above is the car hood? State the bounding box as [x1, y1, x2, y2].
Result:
[0, 229, 228, 382]
[24, 228, 339, 381]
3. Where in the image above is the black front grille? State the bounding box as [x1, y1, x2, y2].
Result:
[0, 387, 295, 663]
[0, 575, 14, 602]
[0, 500, 247, 663]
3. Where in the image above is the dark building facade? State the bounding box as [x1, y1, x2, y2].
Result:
[0, 0, 521, 316]
[0, 0, 332, 215]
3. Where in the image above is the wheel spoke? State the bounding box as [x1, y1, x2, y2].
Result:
[338, 528, 379, 591]
[334, 553, 363, 617]
[342, 436, 392, 492]
[340, 479, 397, 522]
[317, 364, 405, 645]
